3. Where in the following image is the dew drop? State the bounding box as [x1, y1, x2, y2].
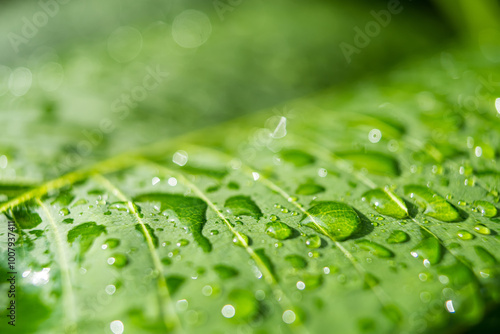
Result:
[356, 240, 394, 258]
[386, 230, 409, 244]
[305, 235, 321, 249]
[474, 224, 491, 235]
[233, 233, 249, 247]
[301, 201, 360, 241]
[457, 230, 474, 240]
[410, 237, 442, 266]
[404, 185, 461, 222]
[265, 222, 292, 240]
[473, 200, 497, 218]
[362, 188, 408, 219]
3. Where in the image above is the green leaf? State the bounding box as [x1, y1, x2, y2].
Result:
[1, 4, 500, 333]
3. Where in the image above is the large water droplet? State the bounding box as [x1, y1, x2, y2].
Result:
[410, 237, 442, 266]
[386, 230, 409, 244]
[224, 195, 262, 219]
[108, 253, 129, 268]
[214, 265, 239, 280]
[404, 185, 461, 222]
[265, 222, 292, 240]
[281, 149, 315, 167]
[295, 183, 325, 195]
[457, 230, 474, 240]
[226, 289, 259, 320]
[472, 200, 497, 218]
[356, 240, 394, 258]
[9, 202, 42, 229]
[473, 224, 491, 235]
[305, 235, 322, 248]
[67, 222, 107, 260]
[285, 255, 307, 269]
[232, 233, 249, 247]
[337, 152, 400, 176]
[362, 188, 408, 219]
[134, 194, 212, 252]
[474, 246, 497, 266]
[301, 201, 360, 241]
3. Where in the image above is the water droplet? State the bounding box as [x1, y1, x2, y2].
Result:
[58, 208, 70, 216]
[457, 230, 474, 240]
[227, 181, 239, 190]
[362, 188, 408, 219]
[410, 237, 442, 266]
[109, 202, 129, 212]
[104, 238, 120, 249]
[301, 202, 360, 241]
[386, 230, 409, 244]
[109, 253, 128, 268]
[356, 240, 394, 258]
[474, 224, 491, 235]
[285, 255, 307, 269]
[177, 239, 190, 247]
[301, 273, 323, 290]
[226, 289, 259, 320]
[305, 235, 322, 248]
[9, 202, 42, 229]
[166, 275, 186, 295]
[473, 200, 497, 218]
[474, 246, 497, 266]
[265, 222, 292, 240]
[404, 185, 461, 222]
[232, 233, 249, 247]
[281, 149, 315, 167]
[225, 195, 262, 219]
[67, 222, 106, 259]
[337, 151, 400, 176]
[72, 199, 88, 207]
[214, 265, 239, 279]
[134, 194, 212, 252]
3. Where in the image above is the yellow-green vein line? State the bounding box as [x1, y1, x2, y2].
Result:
[36, 198, 78, 333]
[92, 174, 182, 333]
[144, 159, 309, 334]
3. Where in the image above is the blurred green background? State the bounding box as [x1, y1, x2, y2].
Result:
[1, 0, 463, 179]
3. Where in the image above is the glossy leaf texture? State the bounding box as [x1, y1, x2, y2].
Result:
[1, 48, 500, 334]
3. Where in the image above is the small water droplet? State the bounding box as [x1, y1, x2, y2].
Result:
[457, 230, 474, 240]
[59, 208, 70, 216]
[305, 235, 321, 249]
